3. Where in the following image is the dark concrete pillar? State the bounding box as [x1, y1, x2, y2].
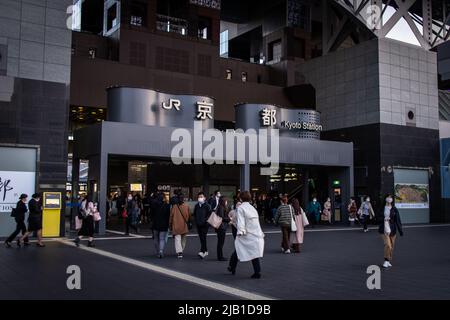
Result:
[70, 158, 80, 230]
[240, 162, 250, 192]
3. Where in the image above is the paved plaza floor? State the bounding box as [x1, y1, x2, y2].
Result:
[1, 224, 450, 300]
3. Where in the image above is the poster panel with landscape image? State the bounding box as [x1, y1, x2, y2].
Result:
[394, 183, 429, 209]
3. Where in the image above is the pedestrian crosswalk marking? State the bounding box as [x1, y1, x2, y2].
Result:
[57, 238, 275, 301]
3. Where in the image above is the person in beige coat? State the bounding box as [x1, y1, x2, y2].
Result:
[169, 194, 191, 259]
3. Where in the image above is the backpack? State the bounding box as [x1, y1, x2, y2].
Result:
[10, 208, 17, 218]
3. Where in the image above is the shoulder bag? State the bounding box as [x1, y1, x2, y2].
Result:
[301, 208, 310, 227]
[289, 205, 298, 232]
[207, 209, 223, 229]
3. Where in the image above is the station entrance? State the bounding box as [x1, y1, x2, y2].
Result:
[99, 155, 348, 233]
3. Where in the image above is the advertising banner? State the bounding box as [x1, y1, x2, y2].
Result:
[394, 183, 429, 209]
[0, 171, 35, 213]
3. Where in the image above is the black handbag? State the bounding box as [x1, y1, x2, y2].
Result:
[10, 208, 16, 218]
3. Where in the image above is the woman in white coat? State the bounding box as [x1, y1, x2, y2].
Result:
[227, 191, 265, 279]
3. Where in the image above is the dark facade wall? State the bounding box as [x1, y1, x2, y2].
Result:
[323, 123, 443, 222]
[70, 56, 292, 121]
[0, 78, 69, 186]
[322, 124, 381, 208]
[379, 124, 442, 222]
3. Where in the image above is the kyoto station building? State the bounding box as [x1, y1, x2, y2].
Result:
[1, 0, 450, 237]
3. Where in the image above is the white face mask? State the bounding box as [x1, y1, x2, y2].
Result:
[313, 199, 317, 203]
[366, 198, 370, 202]
[216, 193, 221, 198]
[198, 197, 205, 203]
[386, 198, 393, 204]
[128, 196, 132, 201]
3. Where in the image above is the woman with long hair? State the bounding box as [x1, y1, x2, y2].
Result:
[215, 196, 230, 261]
[290, 197, 305, 253]
[74, 195, 96, 247]
[378, 194, 403, 268]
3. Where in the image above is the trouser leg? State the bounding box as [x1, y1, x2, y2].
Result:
[252, 258, 261, 274]
[382, 234, 396, 261]
[181, 234, 187, 251]
[159, 231, 167, 253]
[153, 230, 160, 253]
[126, 217, 131, 234]
[389, 235, 397, 261]
[174, 235, 182, 253]
[281, 226, 290, 251]
[197, 225, 208, 253]
[217, 228, 226, 259]
[229, 251, 238, 270]
[6, 222, 22, 243]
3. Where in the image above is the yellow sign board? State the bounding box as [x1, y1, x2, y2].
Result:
[42, 192, 62, 237]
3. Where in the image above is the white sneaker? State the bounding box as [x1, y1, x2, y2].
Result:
[198, 252, 205, 259]
[382, 261, 390, 268]
[204, 251, 209, 257]
[284, 249, 291, 254]
[364, 229, 369, 233]
[387, 261, 392, 267]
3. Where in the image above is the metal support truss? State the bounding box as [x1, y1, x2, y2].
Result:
[329, 0, 450, 51]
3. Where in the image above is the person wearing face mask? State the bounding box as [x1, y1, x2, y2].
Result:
[193, 192, 212, 259]
[360, 196, 375, 232]
[208, 190, 221, 212]
[321, 197, 332, 224]
[378, 194, 403, 268]
[125, 193, 138, 236]
[307, 197, 321, 227]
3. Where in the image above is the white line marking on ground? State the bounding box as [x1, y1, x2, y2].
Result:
[56, 238, 274, 301]
[99, 224, 450, 240]
[106, 229, 146, 238]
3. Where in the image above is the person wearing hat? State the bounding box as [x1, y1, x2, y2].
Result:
[18, 193, 45, 247]
[5, 194, 30, 248]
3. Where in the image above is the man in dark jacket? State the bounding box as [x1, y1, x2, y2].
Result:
[5, 194, 29, 248]
[152, 193, 170, 258]
[194, 192, 212, 259]
[208, 190, 221, 212]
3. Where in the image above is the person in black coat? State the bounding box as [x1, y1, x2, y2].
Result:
[215, 196, 230, 261]
[5, 194, 30, 248]
[152, 192, 170, 258]
[19, 193, 45, 247]
[378, 194, 404, 268]
[208, 190, 221, 212]
[194, 192, 212, 259]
